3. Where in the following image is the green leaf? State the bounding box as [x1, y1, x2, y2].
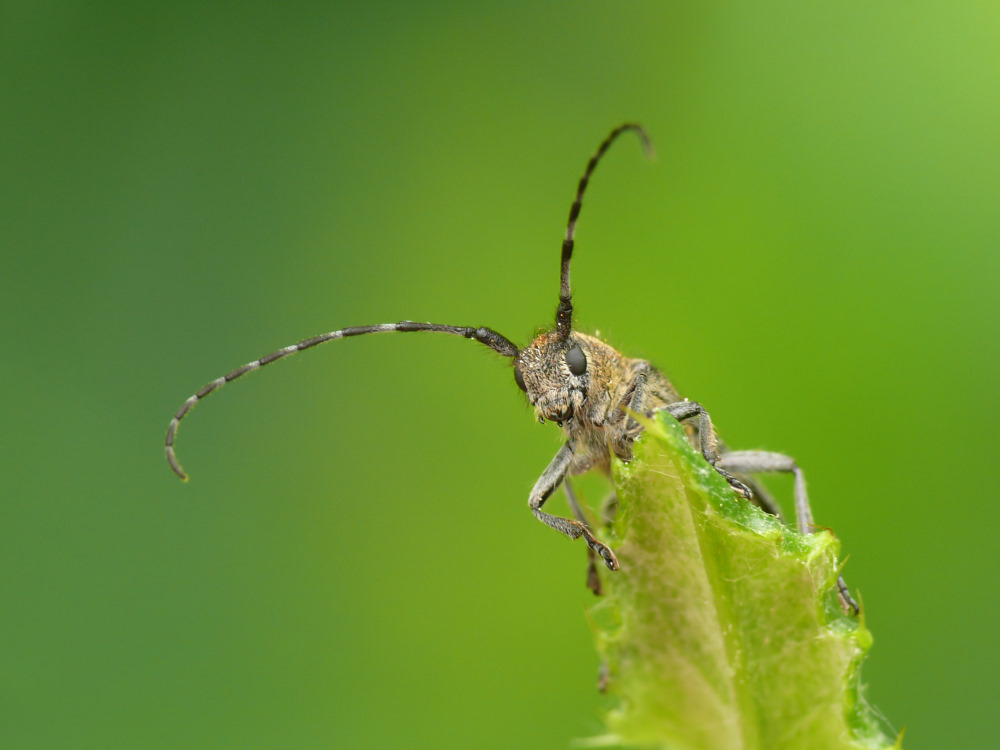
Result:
[586, 412, 898, 750]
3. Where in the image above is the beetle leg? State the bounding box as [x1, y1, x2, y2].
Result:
[529, 444, 619, 571]
[716, 450, 860, 616]
[563, 479, 603, 595]
[664, 400, 753, 500]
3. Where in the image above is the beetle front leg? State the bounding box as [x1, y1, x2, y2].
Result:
[663, 400, 753, 501]
[621, 370, 750, 500]
[528, 444, 619, 571]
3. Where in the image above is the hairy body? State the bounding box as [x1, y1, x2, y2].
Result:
[165, 124, 858, 614]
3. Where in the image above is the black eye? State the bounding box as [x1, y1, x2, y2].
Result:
[514, 365, 527, 392]
[565, 345, 587, 376]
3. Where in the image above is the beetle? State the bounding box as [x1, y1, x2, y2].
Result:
[165, 124, 858, 614]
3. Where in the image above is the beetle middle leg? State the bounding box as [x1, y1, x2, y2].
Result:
[563, 479, 605, 595]
[529, 444, 619, 571]
[716, 450, 860, 616]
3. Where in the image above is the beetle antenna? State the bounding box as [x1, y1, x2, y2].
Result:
[555, 123, 653, 340]
[165, 321, 518, 480]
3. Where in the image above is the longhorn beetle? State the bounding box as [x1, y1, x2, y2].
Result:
[165, 124, 859, 615]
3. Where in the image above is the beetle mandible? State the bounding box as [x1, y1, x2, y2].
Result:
[165, 124, 858, 614]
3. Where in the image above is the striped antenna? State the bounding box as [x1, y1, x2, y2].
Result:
[555, 123, 653, 340]
[165, 321, 518, 480]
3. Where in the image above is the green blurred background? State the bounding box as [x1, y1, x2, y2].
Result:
[2, 2, 997, 748]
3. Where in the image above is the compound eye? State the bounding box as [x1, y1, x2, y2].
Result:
[565, 345, 587, 376]
[514, 365, 527, 392]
